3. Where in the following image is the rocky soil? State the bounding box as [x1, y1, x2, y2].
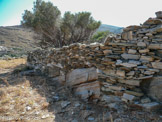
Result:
[0, 59, 161, 122]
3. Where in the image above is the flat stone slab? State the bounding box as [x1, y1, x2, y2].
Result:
[140, 56, 154, 62]
[148, 44, 162, 49]
[120, 63, 137, 68]
[122, 93, 135, 101]
[119, 79, 141, 86]
[108, 42, 136, 47]
[152, 62, 162, 69]
[74, 81, 100, 100]
[121, 54, 140, 60]
[66, 67, 98, 86]
[101, 95, 121, 103]
[140, 102, 161, 111]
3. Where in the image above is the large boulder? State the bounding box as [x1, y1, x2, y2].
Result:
[142, 76, 162, 102]
[156, 11, 162, 19]
[148, 77, 162, 102]
[66, 67, 98, 86]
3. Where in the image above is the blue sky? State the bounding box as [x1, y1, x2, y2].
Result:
[0, 0, 34, 26]
[0, 0, 162, 27]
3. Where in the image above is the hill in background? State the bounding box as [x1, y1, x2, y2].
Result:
[97, 24, 123, 34]
[0, 24, 123, 58]
[0, 26, 41, 58]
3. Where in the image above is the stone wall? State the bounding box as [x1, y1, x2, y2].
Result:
[27, 12, 162, 110]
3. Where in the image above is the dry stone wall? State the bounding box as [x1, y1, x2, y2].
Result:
[27, 11, 162, 110]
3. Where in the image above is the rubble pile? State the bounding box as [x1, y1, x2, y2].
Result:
[27, 12, 162, 110]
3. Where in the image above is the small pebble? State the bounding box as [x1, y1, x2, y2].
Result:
[61, 101, 71, 108]
[26, 106, 32, 111]
[88, 116, 95, 121]
[42, 114, 50, 119]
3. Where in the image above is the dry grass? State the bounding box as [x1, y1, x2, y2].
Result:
[0, 26, 40, 52]
[0, 58, 26, 69]
[0, 58, 55, 121]
[0, 79, 54, 121]
[0, 58, 27, 74]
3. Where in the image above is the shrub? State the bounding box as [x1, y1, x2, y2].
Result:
[21, 0, 101, 48]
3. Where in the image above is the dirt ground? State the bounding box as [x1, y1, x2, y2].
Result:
[0, 58, 161, 122]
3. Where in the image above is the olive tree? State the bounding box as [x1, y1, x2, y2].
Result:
[21, 0, 101, 48]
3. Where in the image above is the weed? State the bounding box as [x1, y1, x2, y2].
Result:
[28, 100, 34, 106]
[0, 90, 6, 98]
[41, 102, 49, 109]
[1, 98, 10, 105]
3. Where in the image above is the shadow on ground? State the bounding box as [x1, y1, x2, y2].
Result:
[0, 63, 161, 122]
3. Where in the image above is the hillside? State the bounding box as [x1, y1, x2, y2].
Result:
[97, 24, 123, 34]
[0, 24, 122, 58]
[0, 26, 40, 58]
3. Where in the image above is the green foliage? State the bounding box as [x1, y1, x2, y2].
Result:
[21, 0, 61, 47]
[61, 11, 101, 45]
[21, 10, 34, 27]
[91, 31, 111, 43]
[32, 0, 61, 30]
[21, 0, 101, 48]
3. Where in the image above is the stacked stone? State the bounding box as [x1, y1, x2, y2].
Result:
[27, 12, 162, 105]
[101, 12, 162, 102]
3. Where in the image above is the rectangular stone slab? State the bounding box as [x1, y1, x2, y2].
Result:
[125, 90, 144, 97]
[121, 54, 140, 60]
[66, 67, 98, 86]
[140, 102, 161, 111]
[119, 79, 141, 86]
[108, 42, 136, 47]
[151, 62, 162, 69]
[74, 81, 100, 99]
[122, 93, 135, 101]
[148, 44, 162, 49]
[140, 56, 154, 61]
